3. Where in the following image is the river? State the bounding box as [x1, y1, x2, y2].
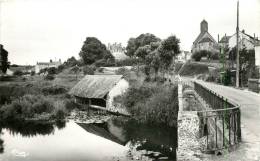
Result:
[0, 117, 177, 161]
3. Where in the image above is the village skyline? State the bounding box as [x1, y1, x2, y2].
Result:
[1, 0, 260, 65]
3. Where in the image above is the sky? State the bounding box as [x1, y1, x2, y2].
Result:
[1, 0, 260, 65]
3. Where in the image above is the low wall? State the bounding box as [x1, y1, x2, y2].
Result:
[248, 78, 260, 93]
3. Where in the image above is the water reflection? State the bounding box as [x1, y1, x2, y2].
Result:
[0, 121, 65, 137]
[78, 117, 177, 160]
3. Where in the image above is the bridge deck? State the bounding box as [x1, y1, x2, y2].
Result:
[195, 80, 260, 160]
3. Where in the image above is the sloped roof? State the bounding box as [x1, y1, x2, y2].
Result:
[193, 31, 217, 45]
[69, 75, 123, 98]
[199, 37, 214, 43]
[219, 36, 231, 43]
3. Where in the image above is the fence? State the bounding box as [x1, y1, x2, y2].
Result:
[194, 81, 241, 152]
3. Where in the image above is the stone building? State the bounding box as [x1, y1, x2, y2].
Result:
[220, 30, 260, 50]
[107, 42, 128, 61]
[191, 20, 219, 54]
[35, 59, 62, 73]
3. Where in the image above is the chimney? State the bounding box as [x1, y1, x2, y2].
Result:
[242, 29, 245, 33]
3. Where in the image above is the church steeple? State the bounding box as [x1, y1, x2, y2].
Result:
[200, 19, 208, 33]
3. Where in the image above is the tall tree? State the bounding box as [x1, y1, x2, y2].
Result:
[158, 36, 180, 71]
[79, 37, 114, 65]
[0, 45, 9, 74]
[125, 33, 161, 57]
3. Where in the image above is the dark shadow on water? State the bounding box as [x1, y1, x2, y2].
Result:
[0, 120, 66, 137]
[78, 116, 177, 160]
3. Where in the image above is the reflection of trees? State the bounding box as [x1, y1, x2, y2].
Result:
[0, 128, 4, 154]
[108, 117, 177, 160]
[0, 120, 66, 137]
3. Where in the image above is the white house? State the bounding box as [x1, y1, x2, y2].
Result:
[227, 30, 260, 50]
[69, 75, 129, 115]
[177, 51, 192, 62]
[35, 59, 62, 73]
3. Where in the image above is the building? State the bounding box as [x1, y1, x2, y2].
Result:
[219, 34, 231, 49]
[35, 59, 62, 73]
[191, 20, 219, 54]
[69, 75, 129, 114]
[177, 50, 192, 62]
[107, 42, 129, 61]
[227, 30, 260, 50]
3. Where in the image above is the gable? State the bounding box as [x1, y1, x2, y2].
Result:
[193, 32, 217, 45]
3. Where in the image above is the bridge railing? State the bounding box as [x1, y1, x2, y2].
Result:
[194, 81, 241, 152]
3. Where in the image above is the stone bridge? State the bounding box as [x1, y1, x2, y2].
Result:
[177, 77, 260, 161]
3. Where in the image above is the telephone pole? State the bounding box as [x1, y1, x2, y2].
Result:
[236, 1, 240, 88]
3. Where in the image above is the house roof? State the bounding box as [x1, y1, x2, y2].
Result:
[219, 36, 231, 43]
[193, 31, 217, 45]
[69, 75, 123, 98]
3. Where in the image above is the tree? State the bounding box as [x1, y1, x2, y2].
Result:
[0, 46, 9, 74]
[125, 33, 161, 57]
[135, 45, 151, 61]
[83, 65, 95, 75]
[158, 36, 180, 71]
[64, 56, 78, 67]
[79, 37, 114, 65]
[125, 38, 136, 57]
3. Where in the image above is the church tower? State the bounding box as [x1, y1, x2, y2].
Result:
[200, 19, 208, 33]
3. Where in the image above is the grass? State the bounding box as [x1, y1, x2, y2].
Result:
[0, 73, 80, 121]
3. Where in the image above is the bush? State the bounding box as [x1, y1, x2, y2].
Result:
[30, 71, 35, 76]
[0, 95, 55, 120]
[47, 67, 57, 75]
[44, 74, 55, 80]
[115, 83, 178, 127]
[192, 50, 211, 61]
[83, 65, 95, 75]
[41, 85, 67, 95]
[115, 58, 138, 66]
[13, 70, 23, 76]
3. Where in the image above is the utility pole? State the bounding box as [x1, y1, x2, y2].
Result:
[236, 0, 240, 88]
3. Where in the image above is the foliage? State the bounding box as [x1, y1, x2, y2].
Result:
[44, 74, 55, 80]
[63, 56, 78, 67]
[115, 83, 178, 127]
[83, 65, 95, 75]
[115, 58, 138, 66]
[115, 67, 131, 78]
[30, 71, 35, 76]
[41, 85, 67, 95]
[125, 33, 161, 57]
[47, 67, 57, 75]
[192, 50, 211, 61]
[135, 45, 151, 61]
[0, 47, 9, 74]
[13, 70, 23, 76]
[179, 62, 209, 76]
[79, 37, 114, 65]
[0, 94, 71, 121]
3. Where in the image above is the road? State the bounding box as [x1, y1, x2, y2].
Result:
[194, 80, 260, 161]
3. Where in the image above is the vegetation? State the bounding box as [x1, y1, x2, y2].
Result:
[192, 50, 212, 61]
[115, 82, 178, 127]
[79, 37, 115, 66]
[0, 95, 67, 121]
[125, 33, 161, 58]
[0, 46, 9, 74]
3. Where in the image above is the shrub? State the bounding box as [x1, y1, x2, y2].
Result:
[192, 50, 211, 61]
[0, 95, 55, 120]
[30, 71, 35, 76]
[83, 65, 95, 75]
[44, 74, 55, 80]
[41, 85, 67, 95]
[115, 58, 138, 66]
[116, 83, 178, 127]
[13, 70, 23, 76]
[47, 67, 57, 75]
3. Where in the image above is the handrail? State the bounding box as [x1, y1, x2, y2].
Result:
[193, 81, 241, 152]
